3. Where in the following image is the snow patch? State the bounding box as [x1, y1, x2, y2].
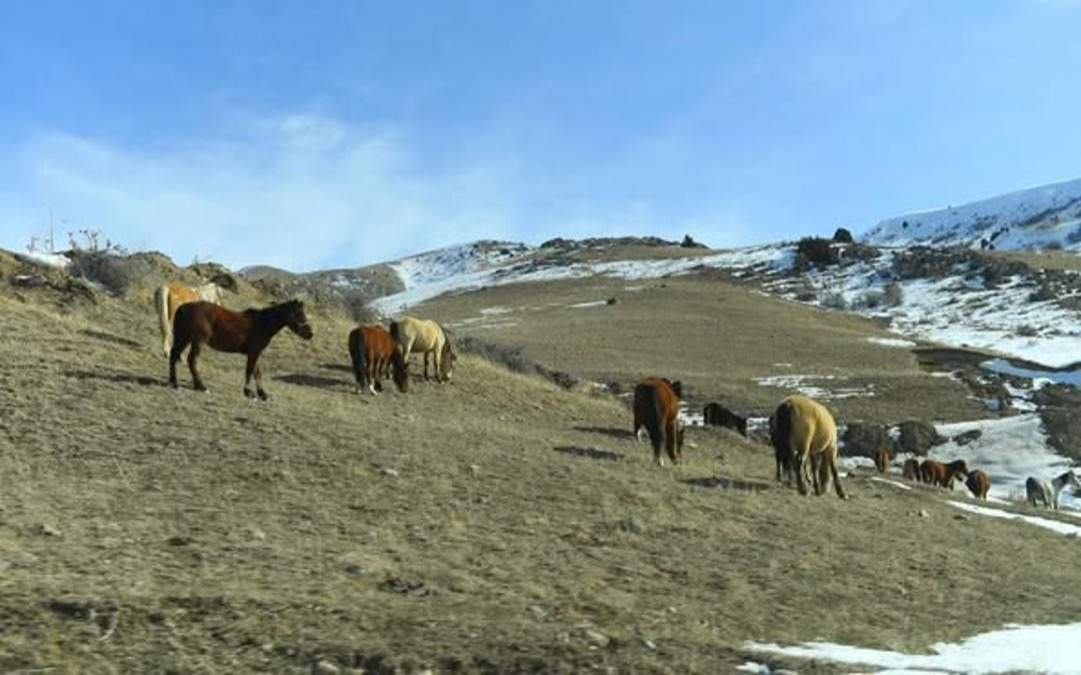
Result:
[866, 337, 917, 348]
[948, 501, 1081, 537]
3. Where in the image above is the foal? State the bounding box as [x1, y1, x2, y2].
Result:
[168, 299, 313, 399]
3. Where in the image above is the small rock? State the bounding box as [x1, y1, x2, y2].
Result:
[918, 509, 930, 518]
[687, 441, 699, 450]
[583, 629, 610, 648]
[527, 604, 547, 619]
[261, 642, 274, 653]
[247, 527, 267, 541]
[605, 297, 618, 305]
[166, 535, 193, 546]
[642, 639, 657, 651]
[468, 464, 481, 476]
[618, 516, 644, 534]
[314, 660, 341, 675]
[381, 468, 400, 478]
[37, 524, 62, 537]
[954, 514, 970, 521]
[343, 563, 366, 577]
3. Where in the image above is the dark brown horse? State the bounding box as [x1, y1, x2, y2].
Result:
[168, 299, 313, 399]
[920, 459, 968, 489]
[702, 402, 748, 437]
[874, 447, 893, 474]
[901, 457, 921, 481]
[348, 325, 408, 395]
[965, 470, 990, 500]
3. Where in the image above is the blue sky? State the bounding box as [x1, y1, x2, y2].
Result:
[1, 1, 1080, 270]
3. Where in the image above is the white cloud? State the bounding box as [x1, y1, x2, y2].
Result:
[0, 116, 524, 271]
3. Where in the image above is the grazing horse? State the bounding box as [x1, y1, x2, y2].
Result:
[702, 402, 748, 437]
[771, 395, 846, 499]
[965, 470, 991, 500]
[1026, 471, 1080, 510]
[874, 447, 893, 474]
[154, 281, 224, 357]
[348, 325, 408, 395]
[168, 299, 313, 399]
[390, 316, 457, 382]
[920, 459, 968, 489]
[901, 458, 921, 481]
[633, 378, 684, 466]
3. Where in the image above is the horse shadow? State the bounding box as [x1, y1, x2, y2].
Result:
[573, 425, 635, 441]
[64, 369, 160, 387]
[320, 363, 353, 374]
[681, 475, 772, 493]
[553, 445, 624, 462]
[79, 329, 144, 349]
[274, 373, 348, 390]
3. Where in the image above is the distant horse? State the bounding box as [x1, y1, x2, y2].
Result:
[348, 325, 408, 395]
[901, 458, 921, 481]
[703, 402, 748, 437]
[920, 459, 968, 489]
[770, 395, 845, 499]
[965, 470, 990, 500]
[874, 447, 893, 474]
[633, 378, 684, 466]
[1026, 471, 1080, 510]
[154, 281, 224, 357]
[168, 299, 312, 399]
[390, 316, 457, 382]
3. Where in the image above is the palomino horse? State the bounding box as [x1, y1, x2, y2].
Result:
[770, 395, 846, 499]
[348, 325, 408, 395]
[1026, 471, 1080, 510]
[920, 459, 968, 489]
[389, 316, 456, 382]
[154, 281, 225, 357]
[633, 377, 684, 466]
[965, 470, 991, 500]
[168, 299, 313, 399]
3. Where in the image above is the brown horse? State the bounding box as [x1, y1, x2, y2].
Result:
[154, 281, 224, 357]
[965, 470, 990, 500]
[901, 458, 921, 481]
[633, 378, 684, 466]
[348, 325, 408, 395]
[874, 447, 893, 474]
[920, 459, 968, 489]
[168, 299, 313, 399]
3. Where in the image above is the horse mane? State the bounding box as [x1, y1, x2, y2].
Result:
[389, 320, 401, 344]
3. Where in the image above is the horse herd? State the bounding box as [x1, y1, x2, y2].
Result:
[156, 280, 1079, 512]
[632, 374, 1081, 510]
[154, 282, 455, 400]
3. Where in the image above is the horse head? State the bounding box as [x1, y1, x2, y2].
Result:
[287, 300, 314, 340]
[392, 350, 410, 393]
[440, 341, 458, 382]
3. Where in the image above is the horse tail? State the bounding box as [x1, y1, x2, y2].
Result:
[635, 384, 664, 455]
[771, 400, 794, 480]
[348, 328, 367, 391]
[154, 284, 171, 357]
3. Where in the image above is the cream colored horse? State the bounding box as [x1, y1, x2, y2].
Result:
[154, 281, 224, 357]
[772, 394, 846, 499]
[389, 316, 456, 382]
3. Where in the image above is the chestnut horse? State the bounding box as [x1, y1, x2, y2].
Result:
[965, 470, 991, 500]
[390, 316, 456, 382]
[919, 459, 968, 489]
[168, 299, 312, 399]
[874, 447, 893, 474]
[154, 281, 224, 357]
[633, 378, 684, 466]
[770, 395, 846, 499]
[901, 458, 921, 481]
[348, 325, 408, 395]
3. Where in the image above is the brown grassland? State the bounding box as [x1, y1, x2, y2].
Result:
[2, 260, 1080, 674]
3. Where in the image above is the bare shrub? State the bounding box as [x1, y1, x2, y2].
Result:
[820, 291, 848, 310]
[852, 290, 884, 310]
[883, 281, 904, 307]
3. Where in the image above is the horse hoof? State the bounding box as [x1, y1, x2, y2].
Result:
[258, 392, 269, 401]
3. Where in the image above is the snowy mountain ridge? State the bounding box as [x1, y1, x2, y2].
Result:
[864, 176, 1081, 251]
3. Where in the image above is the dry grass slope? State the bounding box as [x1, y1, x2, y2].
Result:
[2, 262, 1081, 673]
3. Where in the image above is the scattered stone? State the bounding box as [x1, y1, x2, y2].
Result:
[605, 297, 618, 305]
[380, 468, 400, 478]
[896, 419, 947, 455]
[247, 527, 267, 541]
[343, 563, 366, 577]
[261, 642, 275, 653]
[583, 629, 610, 648]
[953, 429, 983, 446]
[37, 523, 62, 537]
[527, 604, 547, 619]
[918, 509, 930, 518]
[618, 516, 644, 534]
[166, 535, 193, 546]
[642, 639, 657, 651]
[841, 422, 892, 458]
[314, 660, 341, 674]
[468, 464, 481, 476]
[954, 514, 970, 521]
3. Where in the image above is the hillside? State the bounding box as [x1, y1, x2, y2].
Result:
[4, 249, 1081, 672]
[864, 177, 1081, 251]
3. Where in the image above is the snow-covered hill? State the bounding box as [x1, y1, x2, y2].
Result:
[864, 177, 1081, 251]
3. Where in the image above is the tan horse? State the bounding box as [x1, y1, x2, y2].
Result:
[154, 281, 224, 357]
[771, 395, 846, 499]
[389, 316, 457, 382]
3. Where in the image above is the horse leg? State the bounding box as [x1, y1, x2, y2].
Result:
[188, 341, 207, 392]
[794, 450, 809, 495]
[827, 447, 846, 499]
[254, 360, 269, 401]
[665, 417, 679, 465]
[433, 346, 443, 383]
[423, 351, 431, 381]
[244, 352, 258, 399]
